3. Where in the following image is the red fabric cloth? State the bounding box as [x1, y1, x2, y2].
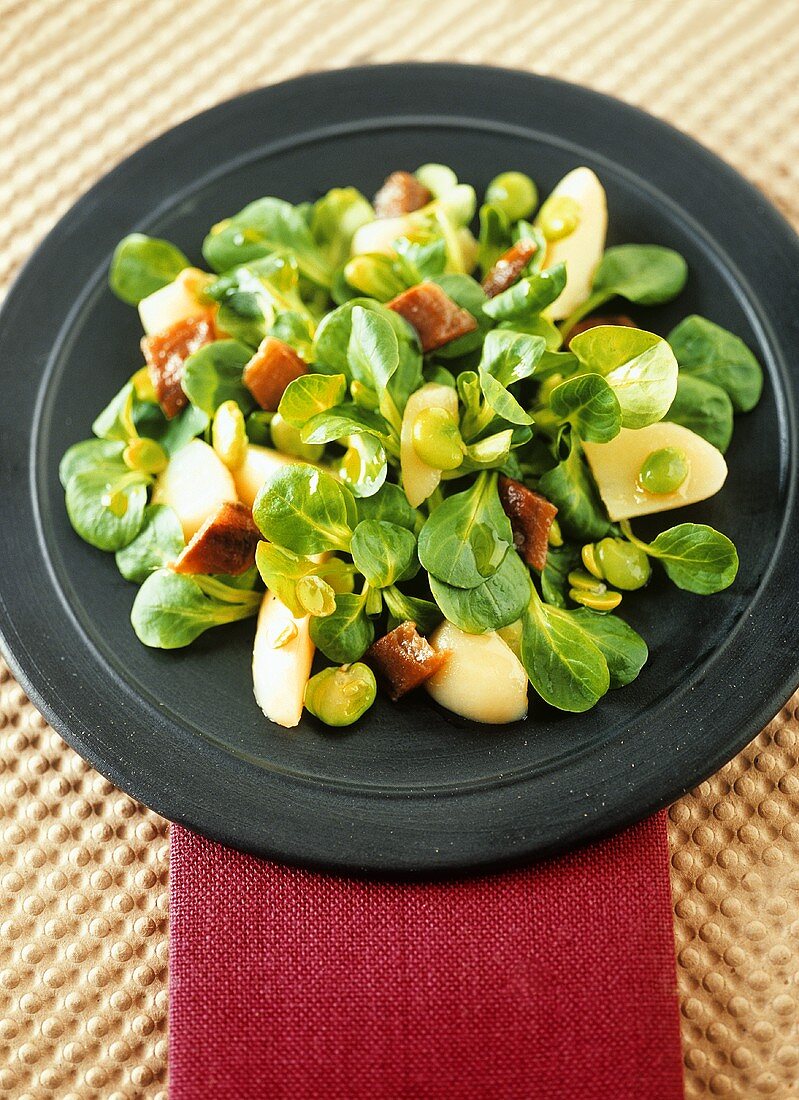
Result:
[169, 813, 684, 1100]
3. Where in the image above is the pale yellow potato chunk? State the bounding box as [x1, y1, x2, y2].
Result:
[351, 215, 419, 256]
[252, 593, 314, 729]
[233, 445, 301, 509]
[425, 622, 528, 724]
[537, 167, 607, 321]
[400, 383, 459, 508]
[138, 268, 211, 336]
[583, 422, 728, 522]
[151, 439, 237, 540]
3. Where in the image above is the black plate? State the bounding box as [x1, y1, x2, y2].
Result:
[1, 64, 798, 875]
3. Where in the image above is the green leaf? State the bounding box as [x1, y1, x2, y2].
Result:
[92, 382, 137, 441]
[570, 326, 678, 429]
[251, 465, 355, 555]
[255, 543, 353, 617]
[348, 306, 399, 393]
[480, 329, 546, 386]
[131, 569, 259, 649]
[668, 314, 763, 413]
[115, 505, 185, 582]
[181, 339, 255, 416]
[301, 404, 389, 446]
[428, 548, 531, 633]
[549, 373, 621, 443]
[520, 595, 610, 712]
[134, 401, 209, 457]
[666, 373, 734, 452]
[383, 587, 443, 634]
[356, 482, 421, 532]
[109, 233, 189, 305]
[645, 523, 739, 593]
[350, 520, 418, 588]
[337, 432, 388, 500]
[591, 244, 688, 306]
[498, 313, 562, 350]
[483, 262, 567, 321]
[268, 311, 315, 360]
[59, 439, 125, 488]
[310, 187, 374, 270]
[462, 428, 514, 470]
[540, 543, 581, 607]
[65, 466, 148, 551]
[477, 202, 511, 275]
[538, 433, 613, 541]
[478, 369, 532, 426]
[202, 196, 331, 286]
[569, 609, 648, 688]
[393, 236, 448, 282]
[417, 473, 513, 589]
[278, 373, 347, 429]
[312, 298, 418, 378]
[310, 592, 374, 663]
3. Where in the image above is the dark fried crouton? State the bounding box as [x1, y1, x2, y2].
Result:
[373, 171, 432, 218]
[243, 337, 308, 412]
[141, 315, 214, 419]
[481, 239, 538, 298]
[367, 620, 449, 701]
[498, 475, 558, 572]
[387, 283, 477, 353]
[172, 502, 261, 576]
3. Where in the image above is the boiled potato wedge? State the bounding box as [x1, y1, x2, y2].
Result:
[152, 438, 237, 540]
[538, 167, 607, 321]
[583, 422, 728, 521]
[233, 445, 302, 509]
[138, 267, 213, 336]
[252, 593, 314, 729]
[425, 621, 528, 724]
[400, 383, 459, 508]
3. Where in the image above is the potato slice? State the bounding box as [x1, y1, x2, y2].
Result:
[400, 383, 459, 508]
[152, 439, 237, 540]
[138, 267, 213, 336]
[252, 593, 315, 729]
[582, 422, 728, 521]
[537, 167, 607, 321]
[351, 215, 419, 256]
[425, 622, 528, 724]
[232, 445, 302, 509]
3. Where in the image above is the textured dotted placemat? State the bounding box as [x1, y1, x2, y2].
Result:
[2, 1, 799, 1096]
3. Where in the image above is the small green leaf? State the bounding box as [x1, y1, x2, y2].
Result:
[337, 432, 388, 500]
[592, 245, 688, 306]
[418, 473, 513, 589]
[666, 373, 734, 452]
[668, 314, 763, 413]
[477, 202, 512, 275]
[92, 382, 137, 442]
[310, 187, 374, 270]
[483, 262, 567, 321]
[348, 306, 400, 392]
[202, 196, 331, 287]
[428, 549, 531, 633]
[252, 465, 355, 555]
[356, 482, 421, 532]
[115, 505, 185, 582]
[645, 523, 739, 594]
[383, 587, 443, 634]
[350, 520, 418, 588]
[109, 234, 189, 305]
[131, 569, 259, 649]
[59, 439, 125, 488]
[538, 433, 613, 541]
[310, 593, 374, 663]
[520, 595, 610, 712]
[181, 339, 255, 416]
[549, 373, 621, 443]
[278, 373, 347, 429]
[540, 543, 581, 607]
[478, 369, 532, 426]
[65, 468, 148, 551]
[570, 326, 678, 430]
[569, 609, 648, 688]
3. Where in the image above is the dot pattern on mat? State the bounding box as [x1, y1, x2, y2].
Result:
[2, 0, 799, 1096]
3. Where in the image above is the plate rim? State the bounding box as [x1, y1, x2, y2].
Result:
[2, 62, 798, 876]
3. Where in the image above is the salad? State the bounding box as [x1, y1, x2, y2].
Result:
[60, 163, 763, 728]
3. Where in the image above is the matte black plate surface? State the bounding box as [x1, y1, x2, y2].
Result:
[1, 65, 798, 875]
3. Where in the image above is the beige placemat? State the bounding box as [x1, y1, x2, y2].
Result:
[1, 1, 798, 1096]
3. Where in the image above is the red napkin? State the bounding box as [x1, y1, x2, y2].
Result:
[170, 813, 683, 1100]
